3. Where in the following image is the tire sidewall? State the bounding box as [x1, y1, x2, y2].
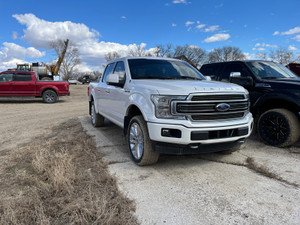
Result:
[127, 117, 145, 164]
[258, 109, 296, 147]
[43, 90, 57, 103]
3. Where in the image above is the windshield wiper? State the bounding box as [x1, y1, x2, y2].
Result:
[168, 76, 201, 80]
[262, 77, 280, 79]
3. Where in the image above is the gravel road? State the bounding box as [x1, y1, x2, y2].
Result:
[1, 85, 300, 224]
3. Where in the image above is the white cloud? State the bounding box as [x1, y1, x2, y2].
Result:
[185, 21, 194, 26]
[253, 43, 277, 50]
[121, 16, 127, 19]
[12, 32, 18, 40]
[13, 13, 100, 48]
[11, 13, 158, 71]
[2, 42, 45, 59]
[0, 42, 45, 70]
[293, 34, 300, 42]
[273, 31, 279, 36]
[215, 3, 224, 8]
[172, 0, 189, 4]
[281, 27, 300, 35]
[203, 33, 230, 43]
[172, 23, 177, 27]
[204, 25, 219, 32]
[288, 45, 298, 51]
[196, 24, 205, 29]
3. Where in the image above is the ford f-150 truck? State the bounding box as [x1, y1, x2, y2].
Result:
[88, 57, 253, 165]
[200, 60, 300, 147]
[0, 70, 70, 103]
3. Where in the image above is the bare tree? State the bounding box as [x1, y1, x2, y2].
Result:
[208, 46, 245, 63]
[256, 53, 268, 60]
[155, 44, 173, 57]
[173, 45, 207, 68]
[269, 47, 295, 65]
[129, 44, 152, 57]
[105, 51, 121, 61]
[50, 39, 81, 80]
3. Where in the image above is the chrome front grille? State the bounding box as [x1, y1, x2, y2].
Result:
[172, 93, 249, 121]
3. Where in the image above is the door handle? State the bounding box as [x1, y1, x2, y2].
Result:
[105, 89, 110, 93]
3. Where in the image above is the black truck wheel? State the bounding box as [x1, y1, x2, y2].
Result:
[127, 115, 159, 166]
[91, 102, 104, 127]
[258, 108, 300, 147]
[42, 90, 58, 103]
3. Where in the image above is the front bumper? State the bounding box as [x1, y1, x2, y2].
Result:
[147, 116, 253, 151]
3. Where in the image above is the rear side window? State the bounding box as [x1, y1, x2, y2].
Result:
[0, 73, 13, 83]
[13, 73, 32, 81]
[102, 63, 115, 82]
[200, 64, 221, 80]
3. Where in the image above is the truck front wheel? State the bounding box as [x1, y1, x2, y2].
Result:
[258, 108, 300, 147]
[127, 115, 159, 166]
[42, 90, 58, 103]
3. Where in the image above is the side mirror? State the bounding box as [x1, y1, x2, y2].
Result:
[107, 73, 126, 87]
[106, 73, 119, 84]
[230, 72, 241, 78]
[205, 76, 212, 81]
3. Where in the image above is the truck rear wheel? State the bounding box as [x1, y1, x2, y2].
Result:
[258, 108, 300, 147]
[127, 115, 159, 166]
[42, 90, 58, 103]
[91, 102, 104, 127]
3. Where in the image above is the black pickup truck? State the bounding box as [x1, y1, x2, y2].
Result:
[200, 60, 300, 147]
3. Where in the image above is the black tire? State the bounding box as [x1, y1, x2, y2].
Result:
[42, 90, 58, 103]
[90, 102, 104, 127]
[258, 108, 300, 147]
[127, 115, 159, 166]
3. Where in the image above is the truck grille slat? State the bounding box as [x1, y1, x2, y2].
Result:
[173, 94, 249, 121]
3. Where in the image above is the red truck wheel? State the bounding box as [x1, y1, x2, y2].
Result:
[42, 90, 58, 103]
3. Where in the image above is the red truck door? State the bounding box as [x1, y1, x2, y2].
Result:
[0, 73, 14, 95]
[12, 72, 36, 96]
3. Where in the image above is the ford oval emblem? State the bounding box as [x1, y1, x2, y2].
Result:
[216, 103, 230, 112]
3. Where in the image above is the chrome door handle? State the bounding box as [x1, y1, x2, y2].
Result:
[105, 89, 110, 93]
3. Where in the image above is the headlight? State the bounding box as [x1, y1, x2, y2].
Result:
[151, 95, 186, 119]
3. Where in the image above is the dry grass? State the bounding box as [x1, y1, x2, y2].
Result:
[0, 119, 138, 225]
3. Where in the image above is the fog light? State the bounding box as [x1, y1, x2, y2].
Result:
[161, 128, 181, 138]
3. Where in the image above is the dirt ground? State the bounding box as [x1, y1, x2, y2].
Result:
[0, 85, 89, 153]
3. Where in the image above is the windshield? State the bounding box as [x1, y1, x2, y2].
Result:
[246, 61, 298, 79]
[128, 59, 205, 80]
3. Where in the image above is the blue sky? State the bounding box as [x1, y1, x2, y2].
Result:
[0, 0, 299, 71]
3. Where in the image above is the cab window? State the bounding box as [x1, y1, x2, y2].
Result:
[0, 73, 13, 83]
[13, 73, 32, 81]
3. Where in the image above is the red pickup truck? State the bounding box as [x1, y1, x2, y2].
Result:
[0, 71, 70, 103]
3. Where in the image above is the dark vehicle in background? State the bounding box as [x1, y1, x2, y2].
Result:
[287, 63, 300, 77]
[200, 60, 300, 147]
[81, 75, 90, 84]
[0, 70, 70, 103]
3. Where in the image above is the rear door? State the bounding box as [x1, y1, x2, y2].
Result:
[12, 72, 36, 96]
[0, 73, 14, 95]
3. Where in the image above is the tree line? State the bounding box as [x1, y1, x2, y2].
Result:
[106, 44, 300, 69]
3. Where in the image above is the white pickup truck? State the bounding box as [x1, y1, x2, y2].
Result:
[88, 57, 253, 165]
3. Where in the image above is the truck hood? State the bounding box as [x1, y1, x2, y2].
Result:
[263, 78, 300, 86]
[131, 80, 246, 95]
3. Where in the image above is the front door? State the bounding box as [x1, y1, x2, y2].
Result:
[0, 73, 14, 95]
